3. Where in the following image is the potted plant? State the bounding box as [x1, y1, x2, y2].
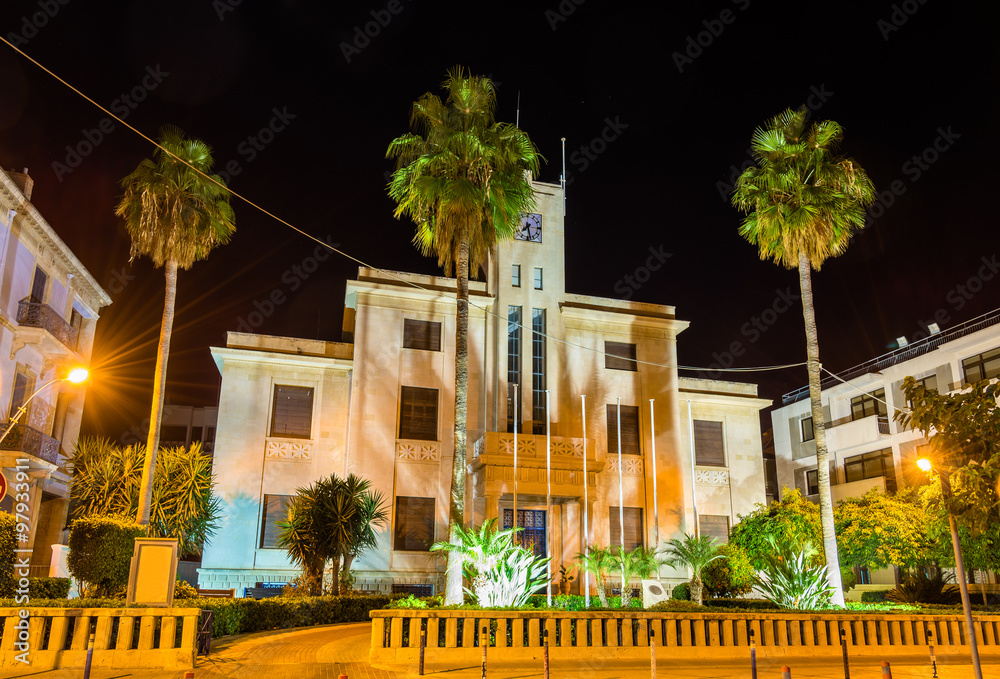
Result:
[558, 565, 576, 595]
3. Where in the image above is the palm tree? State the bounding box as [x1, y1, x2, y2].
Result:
[116, 126, 236, 527]
[387, 67, 542, 604]
[610, 545, 663, 608]
[660, 534, 725, 605]
[575, 546, 615, 607]
[732, 108, 874, 607]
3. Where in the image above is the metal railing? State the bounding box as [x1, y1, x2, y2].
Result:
[16, 298, 79, 350]
[0, 422, 61, 464]
[783, 307, 1000, 404]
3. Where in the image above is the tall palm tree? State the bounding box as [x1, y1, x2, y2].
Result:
[732, 108, 875, 607]
[387, 67, 542, 604]
[660, 533, 725, 605]
[116, 126, 236, 527]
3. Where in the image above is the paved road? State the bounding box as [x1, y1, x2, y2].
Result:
[4, 622, 998, 679]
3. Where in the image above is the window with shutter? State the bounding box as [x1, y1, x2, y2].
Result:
[606, 404, 640, 455]
[609, 507, 643, 551]
[700, 515, 730, 543]
[605, 341, 637, 371]
[259, 494, 292, 548]
[399, 386, 439, 441]
[403, 319, 442, 351]
[693, 420, 725, 466]
[394, 496, 435, 551]
[270, 385, 314, 439]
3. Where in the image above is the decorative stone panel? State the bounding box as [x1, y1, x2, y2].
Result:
[695, 468, 729, 485]
[265, 440, 312, 460]
[396, 440, 441, 463]
[606, 457, 643, 476]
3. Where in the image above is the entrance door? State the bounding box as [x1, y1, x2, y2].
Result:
[503, 508, 546, 560]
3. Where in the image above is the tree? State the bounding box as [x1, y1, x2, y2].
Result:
[115, 125, 236, 527]
[733, 108, 875, 606]
[608, 546, 662, 608]
[575, 546, 615, 607]
[702, 543, 755, 599]
[69, 437, 220, 555]
[276, 473, 388, 595]
[834, 488, 931, 572]
[659, 534, 725, 606]
[387, 67, 542, 604]
[729, 489, 822, 571]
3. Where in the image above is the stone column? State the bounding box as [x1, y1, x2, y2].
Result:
[484, 494, 500, 524]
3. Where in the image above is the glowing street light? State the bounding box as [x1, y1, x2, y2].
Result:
[1, 367, 90, 448]
[916, 457, 932, 472]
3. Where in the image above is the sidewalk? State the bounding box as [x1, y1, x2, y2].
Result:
[2, 622, 996, 679]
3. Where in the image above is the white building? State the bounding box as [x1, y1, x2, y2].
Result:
[199, 180, 771, 595]
[770, 308, 1000, 596]
[0, 168, 111, 575]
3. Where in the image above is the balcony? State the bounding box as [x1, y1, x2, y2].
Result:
[825, 414, 891, 451]
[0, 423, 61, 465]
[14, 299, 79, 358]
[471, 432, 597, 499]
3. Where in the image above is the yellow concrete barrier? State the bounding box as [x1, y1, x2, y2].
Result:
[369, 609, 1000, 664]
[0, 607, 200, 670]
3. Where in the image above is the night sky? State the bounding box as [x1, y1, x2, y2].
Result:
[0, 0, 996, 442]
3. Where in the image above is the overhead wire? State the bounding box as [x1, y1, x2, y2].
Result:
[2, 36, 811, 377]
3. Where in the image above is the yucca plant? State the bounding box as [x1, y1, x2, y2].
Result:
[887, 569, 960, 605]
[754, 537, 835, 610]
[431, 519, 550, 607]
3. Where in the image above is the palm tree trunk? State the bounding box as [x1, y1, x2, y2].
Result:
[798, 251, 846, 607]
[136, 259, 178, 526]
[596, 580, 608, 608]
[691, 576, 703, 606]
[445, 237, 471, 605]
[330, 554, 342, 596]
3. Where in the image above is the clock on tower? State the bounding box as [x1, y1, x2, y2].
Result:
[515, 213, 542, 242]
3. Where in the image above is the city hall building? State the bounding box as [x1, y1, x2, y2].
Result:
[199, 180, 771, 595]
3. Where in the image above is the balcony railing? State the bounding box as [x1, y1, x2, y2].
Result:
[0, 423, 60, 464]
[16, 299, 79, 351]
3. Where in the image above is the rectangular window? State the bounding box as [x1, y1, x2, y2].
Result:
[700, 515, 730, 544]
[801, 417, 814, 442]
[270, 385, 314, 439]
[606, 404, 640, 455]
[259, 494, 292, 549]
[403, 319, 441, 351]
[916, 374, 938, 392]
[30, 267, 47, 303]
[609, 507, 643, 551]
[394, 496, 435, 551]
[962, 347, 1000, 384]
[605, 341, 638, 371]
[855, 566, 872, 585]
[533, 267, 543, 290]
[851, 388, 887, 421]
[507, 306, 522, 433]
[8, 369, 34, 422]
[805, 469, 819, 495]
[531, 308, 546, 434]
[844, 448, 897, 492]
[399, 386, 439, 441]
[512, 264, 521, 287]
[693, 420, 725, 466]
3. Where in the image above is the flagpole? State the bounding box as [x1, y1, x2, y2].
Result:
[649, 398, 659, 581]
[581, 394, 589, 608]
[687, 400, 699, 538]
[617, 397, 626, 601]
[513, 387, 518, 541]
[546, 389, 552, 606]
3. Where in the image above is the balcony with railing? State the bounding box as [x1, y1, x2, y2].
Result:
[15, 298, 80, 357]
[0, 423, 61, 465]
[824, 414, 891, 451]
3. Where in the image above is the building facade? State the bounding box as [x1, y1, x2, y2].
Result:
[159, 405, 218, 455]
[199, 180, 770, 595]
[770, 308, 1000, 596]
[0, 169, 111, 574]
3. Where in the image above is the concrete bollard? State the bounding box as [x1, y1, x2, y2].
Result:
[749, 628, 758, 679]
[881, 660, 892, 679]
[649, 626, 657, 679]
[782, 666, 791, 679]
[419, 626, 426, 676]
[543, 629, 550, 679]
[83, 632, 95, 679]
[840, 626, 851, 679]
[927, 630, 938, 678]
[481, 624, 488, 679]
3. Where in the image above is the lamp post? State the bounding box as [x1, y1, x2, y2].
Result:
[916, 457, 983, 679]
[1, 367, 89, 445]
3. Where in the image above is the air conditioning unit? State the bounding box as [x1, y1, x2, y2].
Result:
[642, 579, 670, 608]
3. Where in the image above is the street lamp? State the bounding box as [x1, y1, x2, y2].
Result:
[916, 456, 983, 679]
[0, 367, 89, 446]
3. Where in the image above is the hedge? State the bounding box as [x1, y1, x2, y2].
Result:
[0, 513, 15, 598]
[27, 577, 71, 599]
[861, 590, 890, 603]
[67, 515, 145, 597]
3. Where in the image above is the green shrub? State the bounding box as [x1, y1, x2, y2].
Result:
[175, 580, 198, 599]
[67, 515, 145, 597]
[647, 600, 704, 612]
[861, 590, 889, 603]
[888, 570, 960, 605]
[27, 577, 71, 599]
[702, 544, 754, 598]
[671, 582, 689, 600]
[704, 598, 775, 611]
[0, 512, 16, 597]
